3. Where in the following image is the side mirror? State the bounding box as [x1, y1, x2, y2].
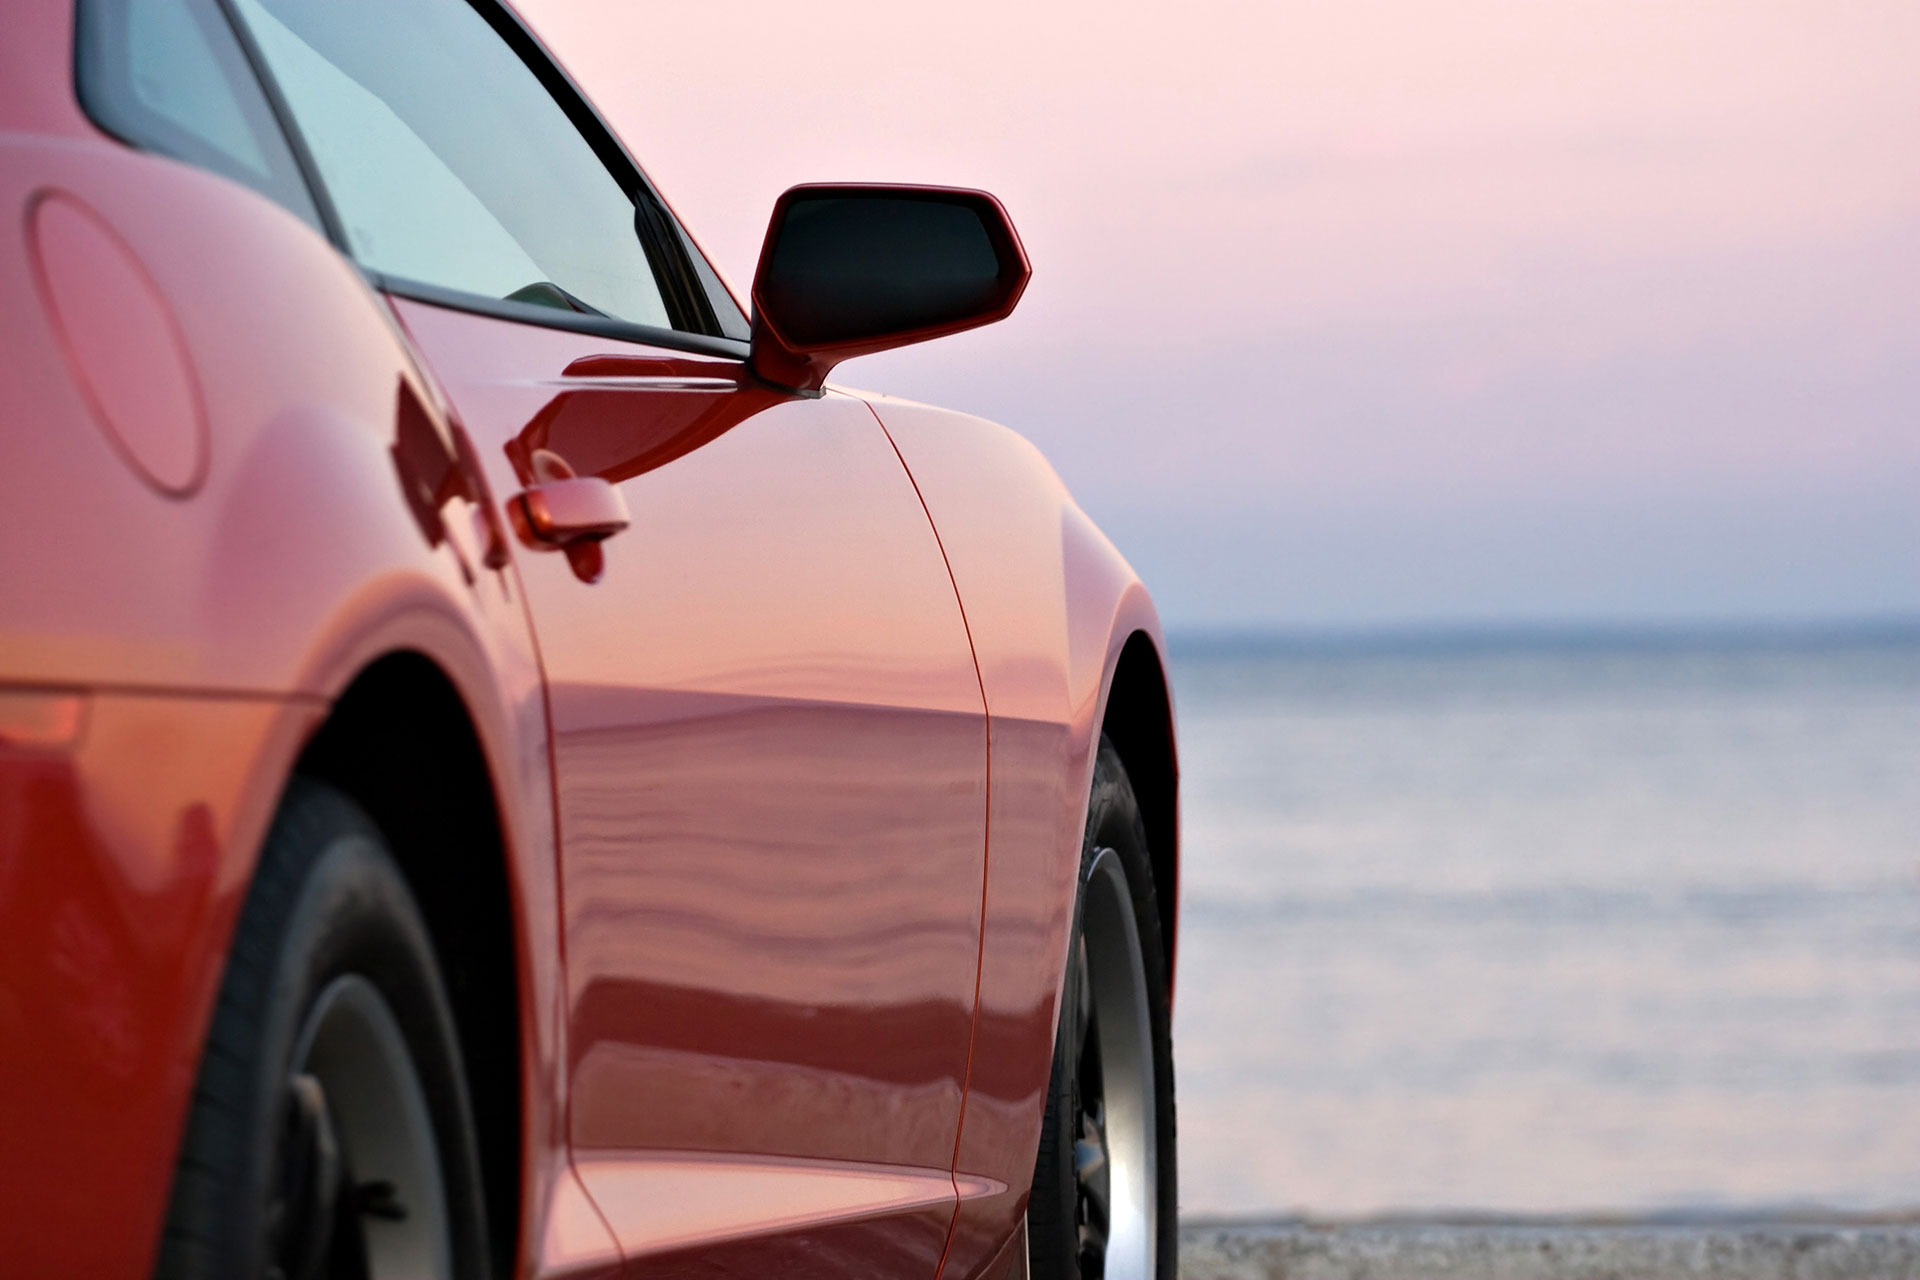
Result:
[749, 184, 1032, 393]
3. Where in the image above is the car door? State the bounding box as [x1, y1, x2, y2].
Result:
[220, 0, 990, 1274]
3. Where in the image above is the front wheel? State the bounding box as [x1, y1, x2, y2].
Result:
[154, 779, 492, 1280]
[1028, 738, 1177, 1280]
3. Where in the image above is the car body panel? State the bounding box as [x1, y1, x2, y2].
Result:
[0, 689, 318, 1277]
[0, 134, 491, 698]
[0, 0, 88, 139]
[0, 127, 565, 1277]
[865, 394, 1173, 1280]
[576, 1154, 1000, 1278]
[0, 1, 1176, 1275]
[388, 297, 990, 1273]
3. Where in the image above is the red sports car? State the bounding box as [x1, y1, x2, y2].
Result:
[0, 1, 1179, 1277]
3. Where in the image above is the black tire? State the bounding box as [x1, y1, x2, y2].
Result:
[154, 779, 492, 1280]
[1028, 737, 1177, 1280]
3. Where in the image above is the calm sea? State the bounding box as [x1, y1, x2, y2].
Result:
[1167, 628, 1920, 1219]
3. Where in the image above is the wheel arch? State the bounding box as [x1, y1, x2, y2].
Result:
[1099, 630, 1180, 981]
[292, 650, 522, 1275]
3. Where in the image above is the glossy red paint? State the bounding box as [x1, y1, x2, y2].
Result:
[0, 90, 559, 1277]
[0, 690, 321, 1278]
[0, 1, 1176, 1276]
[864, 395, 1177, 1280]
[390, 296, 991, 1275]
[27, 189, 210, 496]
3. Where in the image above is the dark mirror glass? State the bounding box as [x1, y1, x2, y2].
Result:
[758, 194, 1009, 347]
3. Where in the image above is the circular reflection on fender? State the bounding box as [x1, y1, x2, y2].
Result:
[27, 190, 209, 498]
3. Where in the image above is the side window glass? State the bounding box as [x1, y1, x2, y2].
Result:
[225, 0, 673, 330]
[74, 0, 323, 232]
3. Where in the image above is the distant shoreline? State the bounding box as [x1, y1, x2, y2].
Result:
[1166, 616, 1920, 660]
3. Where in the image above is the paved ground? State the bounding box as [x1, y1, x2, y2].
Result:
[1180, 1219, 1920, 1280]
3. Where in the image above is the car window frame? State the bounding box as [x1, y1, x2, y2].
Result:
[161, 0, 752, 359]
[430, 0, 729, 339]
[70, 0, 330, 235]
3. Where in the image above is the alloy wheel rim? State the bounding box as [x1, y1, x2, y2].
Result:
[271, 976, 452, 1280]
[1072, 846, 1157, 1280]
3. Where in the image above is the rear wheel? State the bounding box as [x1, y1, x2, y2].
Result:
[154, 779, 492, 1280]
[1028, 738, 1177, 1280]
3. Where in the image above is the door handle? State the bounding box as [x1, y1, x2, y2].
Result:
[513, 476, 630, 547]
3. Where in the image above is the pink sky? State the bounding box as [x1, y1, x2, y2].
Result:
[521, 0, 1919, 629]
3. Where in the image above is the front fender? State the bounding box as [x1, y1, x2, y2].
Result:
[862, 394, 1173, 1280]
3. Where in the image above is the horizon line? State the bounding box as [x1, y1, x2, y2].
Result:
[1164, 613, 1920, 656]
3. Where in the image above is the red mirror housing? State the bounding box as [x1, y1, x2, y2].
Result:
[749, 184, 1031, 393]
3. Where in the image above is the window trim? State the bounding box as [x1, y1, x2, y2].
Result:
[375, 272, 751, 360]
[204, 0, 350, 245]
[71, 0, 332, 235]
[461, 0, 722, 335]
[208, 0, 752, 355]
